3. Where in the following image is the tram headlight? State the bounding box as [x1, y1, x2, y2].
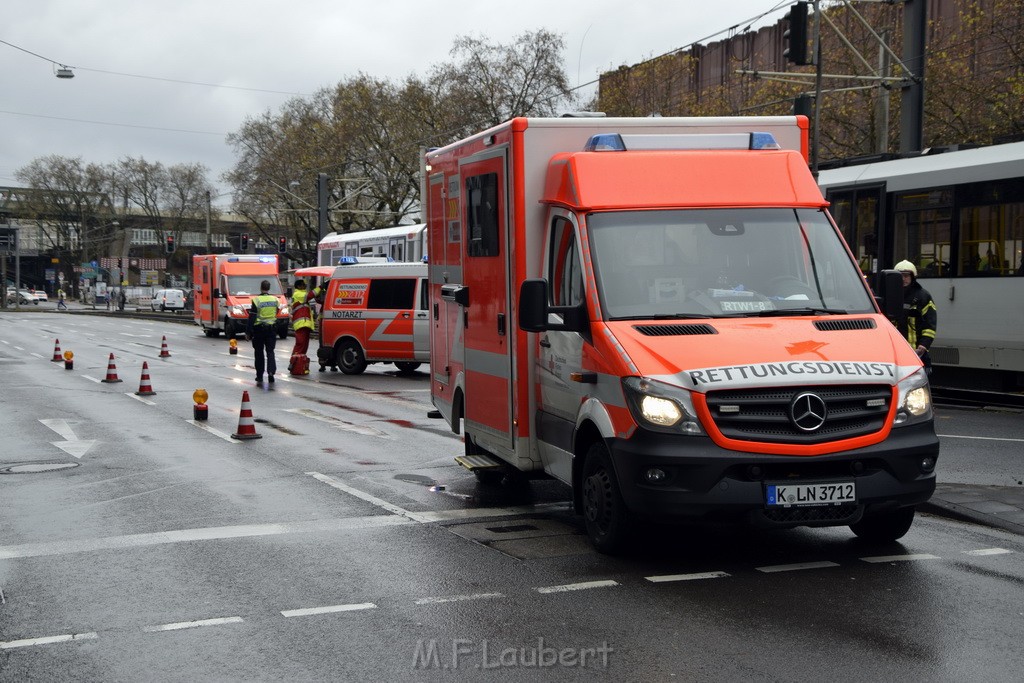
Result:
[894, 369, 933, 426]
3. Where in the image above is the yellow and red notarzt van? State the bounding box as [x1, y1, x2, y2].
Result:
[316, 259, 429, 374]
[424, 116, 938, 553]
[192, 254, 290, 339]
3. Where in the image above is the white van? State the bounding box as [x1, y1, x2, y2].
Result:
[151, 288, 186, 312]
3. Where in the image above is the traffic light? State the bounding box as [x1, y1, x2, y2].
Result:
[783, 2, 810, 66]
[278, 236, 287, 253]
[165, 235, 175, 253]
[240, 233, 249, 251]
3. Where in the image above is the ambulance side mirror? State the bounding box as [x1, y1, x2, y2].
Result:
[212, 288, 222, 298]
[873, 269, 903, 323]
[518, 279, 587, 333]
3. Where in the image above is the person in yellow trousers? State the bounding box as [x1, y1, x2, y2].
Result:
[288, 279, 317, 374]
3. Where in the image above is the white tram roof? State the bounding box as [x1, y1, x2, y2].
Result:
[317, 223, 426, 249]
[817, 141, 1024, 193]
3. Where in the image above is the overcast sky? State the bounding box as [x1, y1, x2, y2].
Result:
[3, 0, 787, 207]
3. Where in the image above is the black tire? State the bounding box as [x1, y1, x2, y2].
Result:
[581, 442, 632, 555]
[204, 328, 220, 338]
[850, 506, 915, 542]
[395, 361, 421, 374]
[336, 339, 368, 375]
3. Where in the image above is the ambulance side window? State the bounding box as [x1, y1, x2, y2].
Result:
[549, 217, 583, 307]
[367, 278, 416, 309]
[465, 173, 499, 257]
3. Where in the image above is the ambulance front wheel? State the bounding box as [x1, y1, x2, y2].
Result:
[395, 362, 421, 374]
[336, 340, 368, 375]
[581, 442, 632, 555]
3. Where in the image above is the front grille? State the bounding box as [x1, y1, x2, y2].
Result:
[762, 504, 859, 524]
[705, 384, 891, 444]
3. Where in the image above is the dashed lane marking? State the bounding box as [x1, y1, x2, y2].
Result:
[281, 603, 377, 618]
[81, 375, 102, 383]
[414, 593, 504, 605]
[128, 393, 156, 406]
[860, 553, 941, 563]
[0, 515, 412, 560]
[645, 571, 731, 583]
[185, 419, 239, 442]
[756, 561, 841, 573]
[1, 632, 98, 650]
[143, 617, 243, 632]
[536, 580, 619, 594]
[938, 434, 1024, 443]
[963, 548, 1013, 556]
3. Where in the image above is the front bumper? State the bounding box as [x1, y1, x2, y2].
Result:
[607, 422, 938, 528]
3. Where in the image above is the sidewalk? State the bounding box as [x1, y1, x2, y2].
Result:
[921, 483, 1024, 535]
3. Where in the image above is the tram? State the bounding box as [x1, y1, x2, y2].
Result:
[817, 141, 1024, 391]
[315, 224, 426, 267]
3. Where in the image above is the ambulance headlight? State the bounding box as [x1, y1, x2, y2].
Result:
[894, 369, 933, 426]
[622, 377, 704, 435]
[280, 305, 290, 316]
[229, 305, 246, 317]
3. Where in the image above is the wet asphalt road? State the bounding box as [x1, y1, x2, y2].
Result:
[1, 312, 1022, 682]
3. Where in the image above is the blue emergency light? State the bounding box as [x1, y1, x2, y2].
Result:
[583, 132, 781, 152]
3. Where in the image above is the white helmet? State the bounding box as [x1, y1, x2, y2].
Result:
[894, 260, 917, 277]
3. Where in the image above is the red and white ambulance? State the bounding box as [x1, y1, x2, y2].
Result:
[192, 253, 290, 339]
[424, 116, 938, 553]
[316, 259, 429, 374]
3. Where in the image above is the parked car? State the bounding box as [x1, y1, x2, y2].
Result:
[30, 290, 48, 303]
[150, 288, 186, 312]
[6, 288, 36, 305]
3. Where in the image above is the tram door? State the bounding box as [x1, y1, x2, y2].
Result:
[827, 184, 887, 275]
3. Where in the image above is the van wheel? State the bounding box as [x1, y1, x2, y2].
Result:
[204, 328, 220, 338]
[337, 340, 367, 374]
[395, 362, 420, 374]
[581, 442, 632, 555]
[850, 507, 915, 542]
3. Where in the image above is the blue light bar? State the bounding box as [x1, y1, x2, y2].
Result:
[583, 131, 782, 152]
[583, 134, 626, 152]
[750, 132, 781, 150]
[258, 256, 275, 263]
[337, 256, 360, 265]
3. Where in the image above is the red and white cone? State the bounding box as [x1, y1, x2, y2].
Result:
[51, 339, 63, 362]
[101, 353, 123, 383]
[135, 361, 156, 396]
[231, 390, 262, 440]
[159, 336, 171, 358]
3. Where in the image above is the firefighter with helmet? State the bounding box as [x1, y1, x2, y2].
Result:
[895, 260, 937, 373]
[289, 279, 317, 374]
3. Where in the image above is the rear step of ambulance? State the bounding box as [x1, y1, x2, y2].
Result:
[455, 454, 503, 472]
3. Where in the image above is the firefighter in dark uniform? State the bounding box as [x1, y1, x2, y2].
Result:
[895, 260, 937, 373]
[246, 279, 280, 383]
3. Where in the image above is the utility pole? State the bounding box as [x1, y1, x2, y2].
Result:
[900, 0, 926, 153]
[205, 190, 212, 252]
[316, 173, 329, 243]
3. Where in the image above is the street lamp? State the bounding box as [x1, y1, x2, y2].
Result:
[54, 64, 74, 79]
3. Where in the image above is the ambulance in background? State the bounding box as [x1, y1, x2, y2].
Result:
[424, 115, 938, 553]
[316, 258, 429, 374]
[192, 253, 290, 339]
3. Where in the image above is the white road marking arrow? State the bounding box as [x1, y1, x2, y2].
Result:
[39, 419, 97, 459]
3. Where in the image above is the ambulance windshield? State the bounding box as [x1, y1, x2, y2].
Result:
[225, 276, 283, 297]
[586, 208, 874, 320]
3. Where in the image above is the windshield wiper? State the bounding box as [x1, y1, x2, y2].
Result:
[755, 307, 847, 317]
[612, 313, 714, 320]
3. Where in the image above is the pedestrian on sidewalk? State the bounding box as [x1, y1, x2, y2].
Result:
[57, 287, 67, 311]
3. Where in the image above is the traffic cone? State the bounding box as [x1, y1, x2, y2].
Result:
[231, 390, 262, 440]
[159, 336, 171, 358]
[101, 353, 123, 383]
[51, 339, 63, 362]
[135, 361, 156, 396]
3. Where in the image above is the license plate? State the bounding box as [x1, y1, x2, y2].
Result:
[766, 482, 856, 507]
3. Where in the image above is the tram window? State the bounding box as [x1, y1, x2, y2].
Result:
[893, 190, 952, 277]
[959, 199, 1024, 277]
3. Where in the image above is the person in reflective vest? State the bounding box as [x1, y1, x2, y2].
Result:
[289, 279, 316, 373]
[246, 279, 280, 383]
[895, 260, 937, 374]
